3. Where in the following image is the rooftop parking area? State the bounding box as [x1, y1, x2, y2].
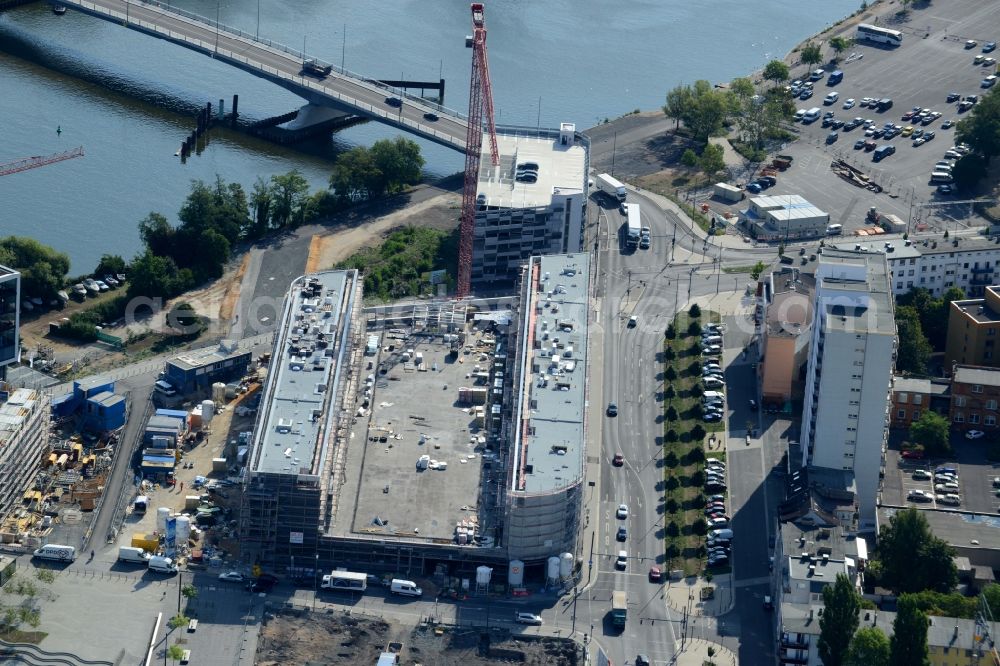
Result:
[714, 0, 999, 238]
[883, 432, 1000, 514]
[343, 334, 497, 544]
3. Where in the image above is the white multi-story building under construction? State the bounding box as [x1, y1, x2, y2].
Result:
[471, 124, 589, 287]
[241, 255, 592, 581]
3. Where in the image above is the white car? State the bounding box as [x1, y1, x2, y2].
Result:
[616, 503, 629, 519]
[966, 430, 985, 440]
[218, 571, 245, 582]
[616, 550, 628, 570]
[824, 91, 839, 105]
[942, 119, 954, 129]
[515, 612, 543, 625]
[937, 494, 961, 506]
[908, 489, 933, 502]
[843, 98, 856, 109]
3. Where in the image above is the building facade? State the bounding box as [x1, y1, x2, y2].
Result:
[0, 265, 20, 379]
[743, 194, 830, 241]
[950, 365, 1000, 434]
[504, 253, 590, 563]
[163, 342, 252, 395]
[758, 268, 814, 410]
[472, 124, 588, 287]
[0, 389, 50, 525]
[837, 234, 1000, 298]
[945, 286, 1000, 369]
[800, 250, 896, 525]
[891, 376, 950, 429]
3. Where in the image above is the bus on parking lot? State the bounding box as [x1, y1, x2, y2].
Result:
[856, 24, 903, 46]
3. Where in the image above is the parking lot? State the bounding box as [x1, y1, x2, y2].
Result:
[733, 0, 999, 235]
[883, 434, 1000, 514]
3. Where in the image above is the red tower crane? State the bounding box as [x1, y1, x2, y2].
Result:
[0, 146, 84, 177]
[457, 2, 500, 298]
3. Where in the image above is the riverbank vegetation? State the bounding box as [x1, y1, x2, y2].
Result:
[0, 237, 70, 301]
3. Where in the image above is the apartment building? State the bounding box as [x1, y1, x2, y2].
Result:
[945, 286, 1000, 369]
[757, 268, 814, 410]
[0, 389, 50, 525]
[837, 234, 1000, 297]
[890, 376, 950, 429]
[472, 124, 588, 287]
[949, 364, 1000, 434]
[0, 265, 19, 379]
[800, 249, 896, 526]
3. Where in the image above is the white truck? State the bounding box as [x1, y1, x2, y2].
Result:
[624, 202, 642, 248]
[595, 173, 627, 202]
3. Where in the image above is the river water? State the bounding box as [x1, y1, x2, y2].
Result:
[0, 0, 860, 272]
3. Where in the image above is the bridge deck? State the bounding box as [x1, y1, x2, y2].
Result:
[59, 0, 469, 152]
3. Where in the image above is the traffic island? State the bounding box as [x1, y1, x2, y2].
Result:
[671, 638, 737, 666]
[665, 574, 735, 618]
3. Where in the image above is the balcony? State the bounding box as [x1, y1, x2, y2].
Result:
[781, 632, 810, 649]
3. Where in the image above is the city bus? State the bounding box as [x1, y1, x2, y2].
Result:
[320, 570, 368, 592]
[856, 24, 903, 46]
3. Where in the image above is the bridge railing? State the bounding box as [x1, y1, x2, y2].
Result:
[132, 0, 468, 121]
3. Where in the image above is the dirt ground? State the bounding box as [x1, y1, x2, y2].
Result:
[256, 612, 579, 666]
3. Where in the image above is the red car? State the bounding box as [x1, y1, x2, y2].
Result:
[612, 453, 624, 466]
[901, 449, 925, 460]
[648, 566, 662, 582]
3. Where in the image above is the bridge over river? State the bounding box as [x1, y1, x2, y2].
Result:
[54, 0, 470, 152]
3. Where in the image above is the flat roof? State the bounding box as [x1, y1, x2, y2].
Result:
[879, 506, 1000, 552]
[952, 365, 1000, 388]
[952, 297, 1000, 324]
[89, 391, 125, 408]
[168, 340, 247, 371]
[892, 376, 950, 396]
[512, 253, 590, 495]
[750, 194, 827, 220]
[816, 249, 894, 335]
[75, 375, 113, 391]
[765, 288, 812, 337]
[476, 129, 586, 209]
[834, 238, 922, 260]
[0, 389, 43, 447]
[249, 271, 356, 476]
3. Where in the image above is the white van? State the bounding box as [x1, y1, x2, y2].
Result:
[33, 544, 76, 562]
[930, 171, 954, 184]
[118, 546, 151, 564]
[148, 556, 178, 574]
[390, 579, 423, 597]
[826, 224, 843, 235]
[702, 391, 725, 400]
[802, 107, 822, 124]
[701, 335, 722, 345]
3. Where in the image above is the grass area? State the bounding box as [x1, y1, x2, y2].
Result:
[335, 226, 459, 302]
[0, 629, 47, 644]
[721, 265, 756, 275]
[662, 308, 729, 576]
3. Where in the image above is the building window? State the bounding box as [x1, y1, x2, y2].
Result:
[897, 409, 906, 419]
[913, 394, 923, 405]
[988, 400, 997, 411]
[896, 282, 903, 290]
[955, 413, 965, 423]
[990, 328, 997, 336]
[955, 396, 967, 407]
[987, 415, 997, 426]
[973, 384, 984, 394]
[971, 413, 981, 424]
[911, 410, 920, 420]
[898, 392, 909, 404]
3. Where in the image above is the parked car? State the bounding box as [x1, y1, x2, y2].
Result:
[218, 571, 245, 582]
[966, 430, 985, 440]
[901, 449, 925, 460]
[908, 489, 933, 502]
[843, 98, 856, 109]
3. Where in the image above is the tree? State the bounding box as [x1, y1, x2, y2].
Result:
[663, 84, 694, 130]
[371, 137, 425, 194]
[829, 36, 853, 61]
[763, 60, 790, 86]
[750, 261, 766, 280]
[778, 242, 785, 257]
[94, 254, 126, 279]
[951, 153, 987, 190]
[910, 412, 951, 457]
[890, 596, 930, 666]
[818, 573, 861, 666]
[0, 236, 71, 299]
[690, 424, 706, 440]
[895, 306, 931, 374]
[845, 626, 889, 666]
[689, 303, 702, 318]
[665, 323, 677, 339]
[877, 508, 957, 594]
[801, 42, 823, 69]
[166, 644, 187, 664]
[699, 143, 726, 178]
[956, 88, 1000, 163]
[680, 148, 699, 168]
[269, 170, 310, 229]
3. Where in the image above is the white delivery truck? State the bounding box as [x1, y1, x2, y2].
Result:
[624, 202, 642, 249]
[32, 544, 76, 562]
[595, 173, 627, 202]
[390, 579, 423, 597]
[118, 546, 151, 564]
[148, 556, 179, 574]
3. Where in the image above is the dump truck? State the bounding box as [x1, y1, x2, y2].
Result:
[611, 590, 627, 627]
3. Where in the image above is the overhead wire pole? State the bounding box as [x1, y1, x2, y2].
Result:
[456, 2, 500, 298]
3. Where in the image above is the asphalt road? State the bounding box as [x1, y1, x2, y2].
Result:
[63, 0, 468, 151]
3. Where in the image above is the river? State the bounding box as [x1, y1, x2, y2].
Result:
[0, 0, 860, 272]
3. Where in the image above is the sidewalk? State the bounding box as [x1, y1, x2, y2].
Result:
[665, 574, 735, 617]
[672, 638, 738, 666]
